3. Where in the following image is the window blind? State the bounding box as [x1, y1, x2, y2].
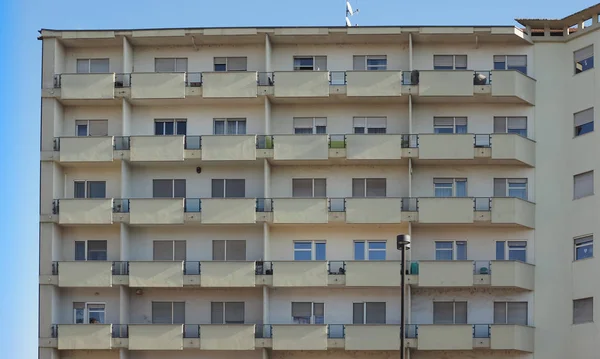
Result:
[365, 302, 386, 324]
[353, 303, 364, 324]
[575, 108, 594, 127]
[434, 55, 453, 68]
[353, 56, 366, 70]
[574, 171, 594, 199]
[575, 46, 594, 62]
[225, 302, 245, 323]
[573, 298, 593, 324]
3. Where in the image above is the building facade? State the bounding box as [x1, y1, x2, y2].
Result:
[38, 4, 600, 359]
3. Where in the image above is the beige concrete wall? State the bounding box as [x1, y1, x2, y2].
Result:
[58, 287, 120, 324]
[417, 198, 474, 224]
[345, 261, 401, 286]
[129, 198, 184, 225]
[58, 261, 113, 287]
[272, 261, 328, 287]
[41, 98, 63, 151]
[63, 165, 121, 199]
[63, 46, 123, 73]
[418, 71, 474, 97]
[272, 198, 328, 223]
[130, 73, 186, 99]
[61, 226, 120, 262]
[273, 135, 329, 160]
[60, 73, 115, 100]
[62, 105, 122, 137]
[491, 197, 535, 228]
[200, 261, 256, 287]
[57, 324, 112, 350]
[59, 137, 114, 162]
[201, 135, 257, 161]
[130, 136, 185, 162]
[346, 71, 402, 97]
[417, 261, 475, 287]
[491, 70, 536, 104]
[344, 325, 400, 350]
[58, 199, 113, 224]
[272, 325, 327, 350]
[199, 325, 255, 350]
[416, 325, 473, 350]
[274, 71, 329, 97]
[128, 324, 183, 350]
[418, 134, 474, 160]
[345, 198, 403, 223]
[346, 135, 403, 160]
[491, 133, 535, 166]
[200, 198, 257, 224]
[129, 261, 184, 287]
[202, 72, 258, 98]
[490, 324, 534, 352]
[491, 260, 534, 290]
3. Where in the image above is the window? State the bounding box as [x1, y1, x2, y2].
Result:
[293, 117, 326, 134]
[212, 240, 246, 260]
[493, 55, 527, 75]
[494, 178, 528, 200]
[75, 240, 107, 261]
[354, 241, 386, 260]
[152, 302, 185, 324]
[574, 108, 594, 137]
[353, 117, 387, 134]
[433, 55, 467, 70]
[213, 119, 247, 135]
[434, 117, 467, 134]
[495, 241, 527, 262]
[353, 302, 386, 324]
[154, 119, 187, 135]
[292, 302, 324, 324]
[211, 179, 245, 198]
[211, 302, 245, 324]
[294, 241, 326, 260]
[574, 45, 594, 74]
[153, 179, 186, 198]
[155, 58, 188, 72]
[74, 181, 106, 199]
[574, 171, 594, 199]
[575, 235, 593, 261]
[435, 241, 467, 260]
[153, 240, 186, 261]
[214, 57, 247, 72]
[292, 179, 326, 197]
[494, 117, 527, 137]
[73, 303, 105, 324]
[76, 120, 108, 137]
[494, 302, 528, 325]
[76, 59, 109, 73]
[573, 298, 593, 324]
[433, 302, 467, 324]
[352, 178, 386, 197]
[434, 178, 467, 197]
[293, 56, 327, 71]
[353, 55, 387, 71]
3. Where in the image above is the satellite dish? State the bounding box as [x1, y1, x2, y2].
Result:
[346, 17, 352, 27]
[346, 1, 353, 15]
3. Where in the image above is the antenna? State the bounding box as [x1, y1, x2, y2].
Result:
[345, 0, 359, 27]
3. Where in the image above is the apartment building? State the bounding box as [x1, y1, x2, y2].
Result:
[38, 3, 600, 359]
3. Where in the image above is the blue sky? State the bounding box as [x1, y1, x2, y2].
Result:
[0, 0, 595, 357]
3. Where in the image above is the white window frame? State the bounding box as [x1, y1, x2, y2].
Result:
[494, 301, 528, 325]
[154, 119, 187, 135]
[493, 55, 527, 74]
[153, 179, 186, 198]
[74, 180, 106, 199]
[75, 119, 108, 137]
[433, 178, 467, 197]
[435, 241, 467, 260]
[213, 118, 247, 135]
[574, 45, 594, 74]
[574, 108, 594, 137]
[292, 178, 326, 198]
[293, 56, 327, 71]
[152, 301, 185, 324]
[293, 117, 327, 134]
[154, 58, 188, 72]
[213, 57, 248, 72]
[212, 240, 247, 261]
[75, 240, 107, 261]
[353, 55, 388, 71]
[433, 55, 467, 70]
[353, 302, 386, 324]
[353, 117, 387, 134]
[292, 302, 324, 324]
[76, 58, 109, 73]
[211, 302, 245, 324]
[354, 240, 387, 260]
[493, 116, 528, 137]
[433, 117, 468, 133]
[352, 178, 387, 198]
[574, 235, 594, 261]
[73, 302, 106, 324]
[574, 171, 594, 199]
[433, 301, 467, 324]
[293, 241, 326, 261]
[495, 240, 527, 262]
[211, 178, 245, 198]
[153, 240, 186, 261]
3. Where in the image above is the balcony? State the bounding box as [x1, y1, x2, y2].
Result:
[345, 134, 405, 160]
[418, 134, 475, 160]
[130, 72, 186, 99]
[345, 71, 402, 97]
[491, 197, 535, 228]
[55, 324, 113, 350]
[128, 324, 183, 350]
[490, 324, 534, 352]
[417, 197, 475, 224]
[410, 260, 476, 287]
[344, 198, 403, 223]
[200, 135, 257, 161]
[129, 136, 185, 162]
[272, 325, 328, 350]
[129, 198, 184, 225]
[53, 199, 114, 225]
[202, 72, 258, 98]
[199, 324, 255, 350]
[272, 198, 329, 223]
[56, 261, 113, 287]
[490, 134, 535, 166]
[272, 261, 328, 287]
[273, 71, 330, 97]
[415, 324, 474, 350]
[128, 261, 184, 287]
[200, 261, 256, 287]
[55, 137, 114, 162]
[273, 134, 329, 160]
[490, 260, 535, 290]
[345, 261, 401, 286]
[418, 70, 475, 97]
[344, 325, 400, 350]
[198, 198, 257, 224]
[490, 70, 535, 105]
[57, 73, 115, 100]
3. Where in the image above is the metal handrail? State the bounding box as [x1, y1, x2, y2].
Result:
[257, 72, 274, 86]
[185, 72, 202, 87]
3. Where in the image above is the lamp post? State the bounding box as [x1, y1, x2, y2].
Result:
[397, 234, 411, 359]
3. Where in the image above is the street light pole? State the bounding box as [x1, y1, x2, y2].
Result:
[397, 234, 411, 359]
